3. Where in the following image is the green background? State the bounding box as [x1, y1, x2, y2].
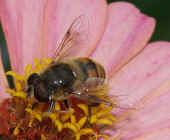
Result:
[0, 0, 170, 73]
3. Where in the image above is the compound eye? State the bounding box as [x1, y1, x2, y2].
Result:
[27, 73, 40, 85]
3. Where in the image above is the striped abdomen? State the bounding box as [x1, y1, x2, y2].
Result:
[63, 57, 106, 90]
[73, 57, 105, 79]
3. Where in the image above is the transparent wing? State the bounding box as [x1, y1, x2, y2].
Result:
[69, 78, 135, 109]
[51, 15, 89, 62]
[70, 78, 114, 106]
[75, 77, 108, 92]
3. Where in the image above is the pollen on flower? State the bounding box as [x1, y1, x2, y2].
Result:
[0, 58, 119, 140]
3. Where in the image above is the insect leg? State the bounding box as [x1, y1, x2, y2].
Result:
[64, 99, 69, 108]
[31, 102, 40, 111]
[48, 100, 55, 113]
[26, 86, 33, 97]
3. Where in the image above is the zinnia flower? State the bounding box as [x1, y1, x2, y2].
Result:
[0, 0, 170, 140]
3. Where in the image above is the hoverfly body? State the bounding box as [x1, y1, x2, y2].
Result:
[26, 16, 113, 112]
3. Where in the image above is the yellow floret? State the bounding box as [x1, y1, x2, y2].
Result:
[63, 107, 96, 140]
[61, 108, 74, 122]
[32, 58, 52, 73]
[63, 122, 77, 133]
[41, 134, 46, 140]
[77, 104, 88, 116]
[76, 103, 119, 140]
[25, 108, 42, 127]
[47, 105, 77, 132]
[32, 58, 43, 72]
[54, 102, 61, 111]
[7, 89, 26, 99]
[6, 71, 25, 81]
[90, 104, 117, 125]
[48, 112, 63, 132]
[13, 125, 20, 135]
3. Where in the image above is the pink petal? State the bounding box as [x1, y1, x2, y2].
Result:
[107, 42, 170, 139]
[117, 81, 170, 139]
[0, 57, 10, 101]
[0, 0, 47, 74]
[101, 127, 170, 140]
[108, 42, 170, 110]
[133, 128, 170, 140]
[43, 0, 107, 58]
[91, 2, 155, 75]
